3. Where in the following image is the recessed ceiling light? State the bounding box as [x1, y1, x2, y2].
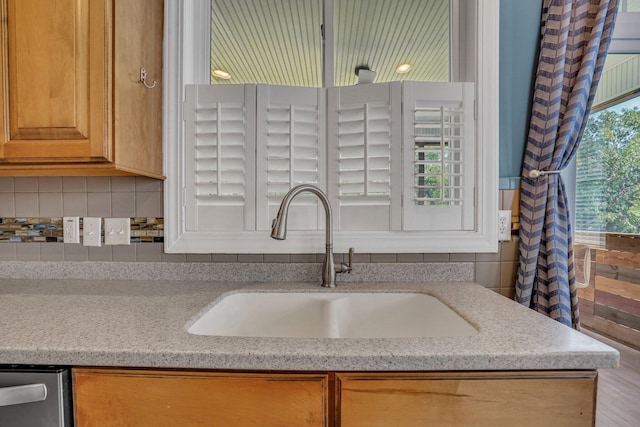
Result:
[396, 63, 413, 74]
[212, 69, 231, 80]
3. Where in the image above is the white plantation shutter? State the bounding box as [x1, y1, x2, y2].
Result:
[184, 84, 256, 231]
[178, 81, 486, 253]
[327, 83, 402, 231]
[402, 81, 475, 231]
[256, 85, 326, 231]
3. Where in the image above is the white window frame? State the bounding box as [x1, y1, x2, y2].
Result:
[163, 0, 499, 254]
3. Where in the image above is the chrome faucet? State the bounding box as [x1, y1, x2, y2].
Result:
[271, 184, 353, 287]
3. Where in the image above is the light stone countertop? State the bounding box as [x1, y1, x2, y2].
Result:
[0, 279, 619, 372]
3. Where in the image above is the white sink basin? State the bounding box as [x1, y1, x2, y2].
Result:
[187, 292, 477, 338]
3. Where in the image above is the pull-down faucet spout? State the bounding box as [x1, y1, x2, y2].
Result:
[271, 184, 353, 287]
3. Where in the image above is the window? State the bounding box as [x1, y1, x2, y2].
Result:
[208, 0, 467, 87]
[575, 55, 640, 243]
[623, 0, 640, 12]
[209, 0, 322, 86]
[163, 1, 499, 254]
[573, 6, 640, 246]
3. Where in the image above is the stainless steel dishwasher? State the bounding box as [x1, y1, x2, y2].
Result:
[0, 365, 72, 426]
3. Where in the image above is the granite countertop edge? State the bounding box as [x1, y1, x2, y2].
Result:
[0, 279, 620, 372]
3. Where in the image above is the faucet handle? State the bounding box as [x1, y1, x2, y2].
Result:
[346, 247, 354, 273]
[334, 248, 354, 274]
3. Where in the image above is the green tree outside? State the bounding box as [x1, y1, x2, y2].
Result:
[576, 105, 640, 234]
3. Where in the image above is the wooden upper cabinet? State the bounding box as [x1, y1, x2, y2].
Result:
[0, 0, 164, 178]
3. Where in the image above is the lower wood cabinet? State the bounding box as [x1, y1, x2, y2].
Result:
[335, 371, 597, 427]
[73, 368, 329, 427]
[73, 368, 597, 427]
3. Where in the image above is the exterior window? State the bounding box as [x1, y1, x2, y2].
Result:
[625, 0, 640, 12]
[209, 0, 322, 86]
[332, 0, 451, 85]
[209, 0, 459, 87]
[575, 54, 640, 243]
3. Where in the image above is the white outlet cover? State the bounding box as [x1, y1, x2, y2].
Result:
[104, 218, 131, 245]
[82, 217, 102, 247]
[497, 210, 511, 241]
[63, 216, 80, 244]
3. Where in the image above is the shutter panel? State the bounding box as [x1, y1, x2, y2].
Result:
[402, 81, 475, 231]
[256, 85, 326, 231]
[327, 83, 402, 231]
[184, 84, 256, 231]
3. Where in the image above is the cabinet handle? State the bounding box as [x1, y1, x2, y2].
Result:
[0, 383, 48, 407]
[140, 67, 157, 89]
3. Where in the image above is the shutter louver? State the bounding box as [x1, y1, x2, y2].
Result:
[193, 103, 245, 200]
[328, 83, 402, 231]
[414, 105, 465, 205]
[184, 85, 256, 231]
[337, 103, 392, 197]
[256, 86, 325, 230]
[265, 105, 319, 195]
[403, 82, 475, 231]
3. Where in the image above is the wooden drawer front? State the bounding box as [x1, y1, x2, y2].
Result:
[335, 371, 597, 427]
[73, 368, 329, 427]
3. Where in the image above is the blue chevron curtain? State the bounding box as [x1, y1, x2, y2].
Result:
[515, 0, 618, 329]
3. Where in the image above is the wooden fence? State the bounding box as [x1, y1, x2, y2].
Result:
[577, 234, 640, 350]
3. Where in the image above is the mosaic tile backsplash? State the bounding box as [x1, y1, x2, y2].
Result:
[0, 217, 163, 243]
[0, 217, 63, 242]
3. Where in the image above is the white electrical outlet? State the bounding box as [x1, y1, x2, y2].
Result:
[63, 216, 80, 244]
[82, 217, 102, 247]
[498, 210, 512, 241]
[104, 218, 131, 245]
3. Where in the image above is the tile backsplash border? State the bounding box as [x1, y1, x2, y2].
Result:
[0, 217, 163, 243]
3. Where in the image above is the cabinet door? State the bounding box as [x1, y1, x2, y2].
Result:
[73, 368, 329, 427]
[335, 371, 596, 427]
[112, 0, 164, 177]
[0, 0, 108, 162]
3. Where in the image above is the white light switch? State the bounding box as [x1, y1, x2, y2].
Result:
[82, 217, 102, 247]
[104, 218, 131, 245]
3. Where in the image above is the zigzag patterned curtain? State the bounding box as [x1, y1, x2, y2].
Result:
[515, 0, 619, 329]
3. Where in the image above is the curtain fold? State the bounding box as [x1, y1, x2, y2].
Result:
[515, 0, 619, 328]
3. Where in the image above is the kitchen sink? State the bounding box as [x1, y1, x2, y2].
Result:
[187, 292, 477, 338]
